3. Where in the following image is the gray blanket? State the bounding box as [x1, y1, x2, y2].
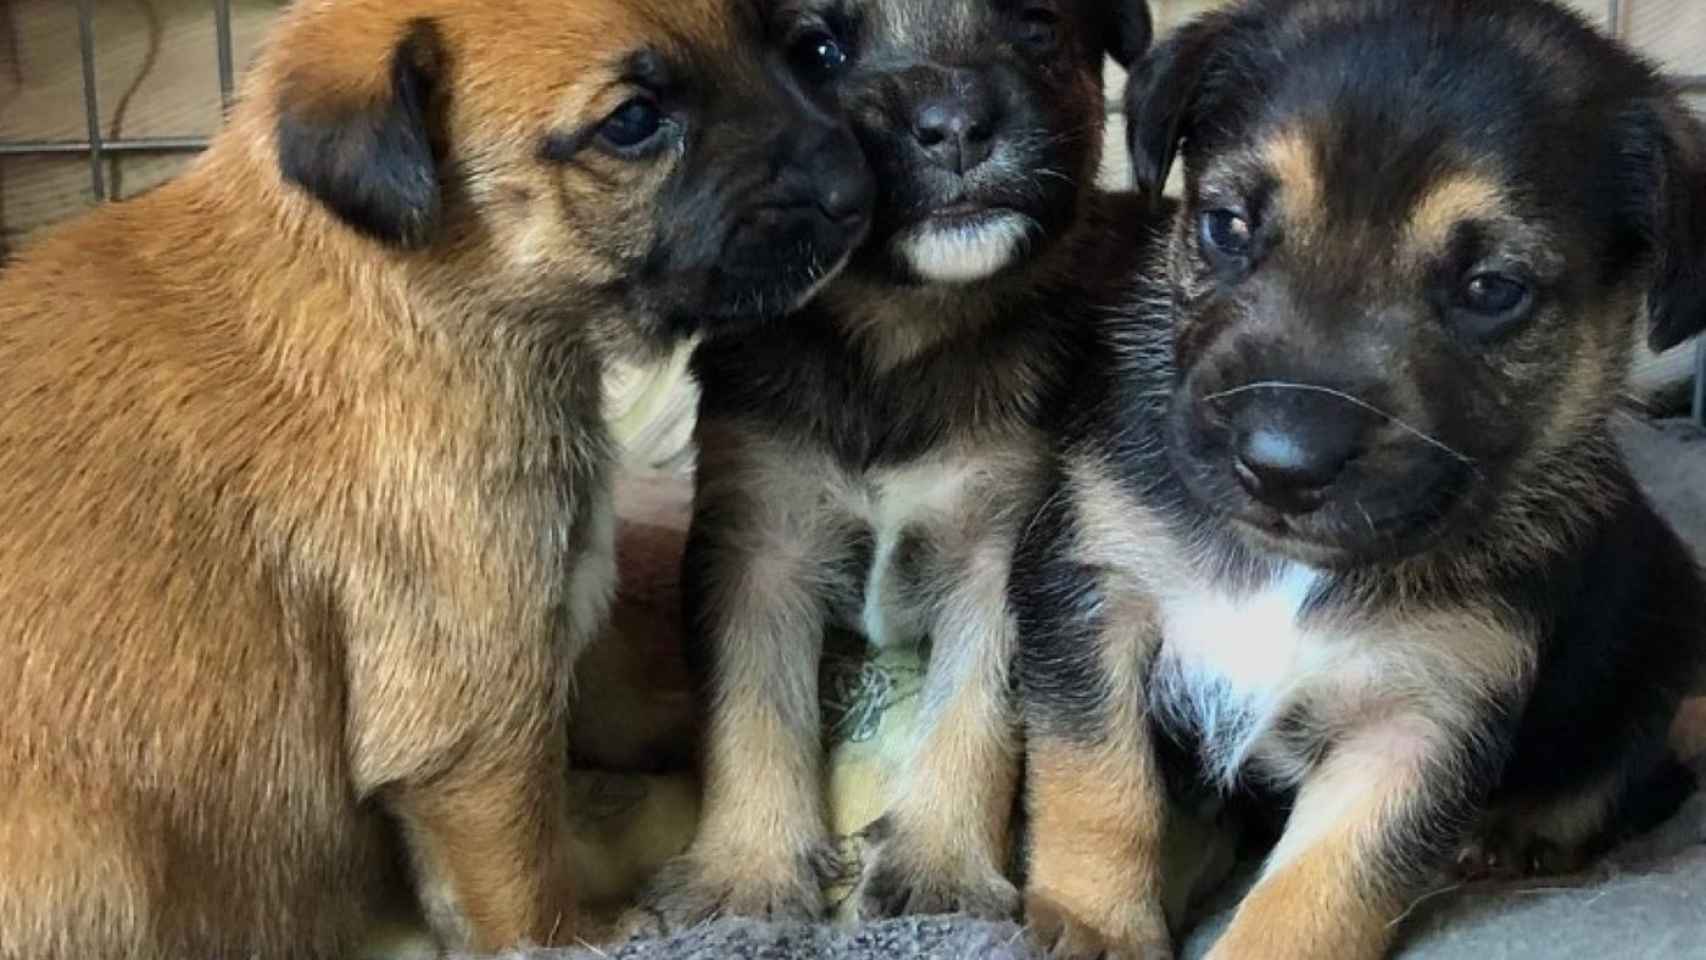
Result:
[506, 774, 1705, 960]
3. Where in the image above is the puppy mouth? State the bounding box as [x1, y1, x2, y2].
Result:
[1228, 514, 1428, 568]
[1218, 473, 1474, 568]
[923, 201, 1014, 227]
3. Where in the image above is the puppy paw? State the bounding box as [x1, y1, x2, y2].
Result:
[1451, 833, 1584, 882]
[1025, 893, 1174, 960]
[851, 815, 1019, 921]
[620, 848, 827, 938]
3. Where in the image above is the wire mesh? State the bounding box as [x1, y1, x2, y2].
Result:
[1, 0, 233, 200]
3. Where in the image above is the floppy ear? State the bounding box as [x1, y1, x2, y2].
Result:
[1097, 0, 1154, 70]
[1122, 16, 1226, 206]
[275, 19, 446, 250]
[1639, 100, 1706, 353]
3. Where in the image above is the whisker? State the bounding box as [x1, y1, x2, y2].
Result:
[1200, 380, 1480, 467]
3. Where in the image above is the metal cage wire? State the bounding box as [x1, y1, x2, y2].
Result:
[0, 1, 235, 202]
[3, 0, 1705, 425]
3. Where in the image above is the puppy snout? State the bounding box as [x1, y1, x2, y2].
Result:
[1221, 390, 1376, 515]
[788, 125, 875, 231]
[813, 149, 876, 227]
[908, 72, 1000, 175]
[726, 124, 871, 280]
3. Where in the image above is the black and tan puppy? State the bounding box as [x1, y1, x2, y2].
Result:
[630, 0, 1152, 930]
[0, 1, 871, 957]
[1014, 1, 1706, 958]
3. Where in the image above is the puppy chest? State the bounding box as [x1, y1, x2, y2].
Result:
[851, 454, 1030, 649]
[1151, 565, 1352, 789]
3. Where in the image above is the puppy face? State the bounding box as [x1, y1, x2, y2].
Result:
[1125, 0, 1706, 567]
[270, 0, 874, 343]
[779, 0, 1150, 285]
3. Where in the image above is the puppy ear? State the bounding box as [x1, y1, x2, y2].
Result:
[275, 19, 446, 249]
[1098, 0, 1154, 69]
[1123, 16, 1226, 204]
[1637, 100, 1706, 353]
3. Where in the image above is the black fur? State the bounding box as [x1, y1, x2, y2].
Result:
[777, 0, 1150, 285]
[1095, 0, 1155, 68]
[1125, 0, 1706, 355]
[1637, 102, 1706, 351]
[689, 208, 1135, 472]
[277, 20, 444, 249]
[692, 0, 1157, 464]
[1014, 0, 1706, 950]
[644, 0, 1153, 933]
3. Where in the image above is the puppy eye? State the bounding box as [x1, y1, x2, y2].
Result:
[1015, 8, 1060, 53]
[1199, 209, 1253, 258]
[1455, 272, 1534, 338]
[791, 29, 852, 80]
[1461, 274, 1528, 313]
[598, 98, 668, 154]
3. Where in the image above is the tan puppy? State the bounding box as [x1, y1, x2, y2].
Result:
[0, 1, 872, 958]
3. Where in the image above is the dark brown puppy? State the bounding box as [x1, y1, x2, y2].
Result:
[0, 1, 871, 957]
[1013, 1, 1706, 958]
[629, 0, 1152, 932]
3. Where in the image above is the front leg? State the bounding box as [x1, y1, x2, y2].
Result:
[347, 567, 589, 954]
[1009, 473, 1177, 959]
[627, 476, 844, 933]
[388, 737, 579, 953]
[1020, 572, 1175, 960]
[853, 537, 1022, 921]
[1206, 716, 1499, 960]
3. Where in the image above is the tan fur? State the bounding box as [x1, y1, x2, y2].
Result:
[864, 531, 1020, 909]
[1403, 174, 1506, 256]
[824, 277, 1008, 374]
[1025, 587, 1172, 960]
[634, 426, 1050, 927]
[1206, 818, 1395, 960]
[1064, 7, 1706, 956]
[1210, 711, 1484, 960]
[1029, 449, 1541, 959]
[1190, 121, 1634, 587]
[845, 442, 1048, 917]
[630, 423, 850, 923]
[0, 1, 776, 957]
[1067, 459, 1178, 581]
[1263, 130, 1324, 236]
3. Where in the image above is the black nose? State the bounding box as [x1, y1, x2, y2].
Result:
[1225, 389, 1375, 515]
[910, 77, 999, 175]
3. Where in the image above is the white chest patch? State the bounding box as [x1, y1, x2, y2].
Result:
[1153, 563, 1331, 788]
[854, 459, 983, 649]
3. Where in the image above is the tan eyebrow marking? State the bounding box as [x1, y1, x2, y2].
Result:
[1405, 173, 1506, 253]
[1262, 128, 1324, 234]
